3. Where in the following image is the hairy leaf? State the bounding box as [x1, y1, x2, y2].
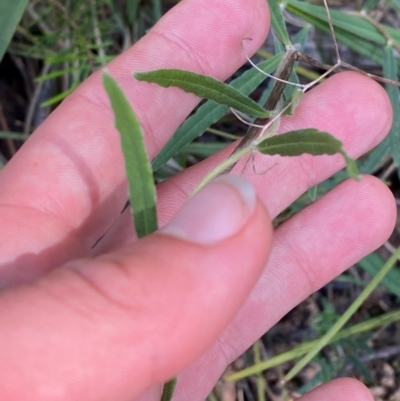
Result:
[257, 129, 359, 179]
[151, 55, 282, 171]
[135, 69, 271, 118]
[257, 128, 343, 156]
[103, 71, 157, 238]
[267, 0, 292, 46]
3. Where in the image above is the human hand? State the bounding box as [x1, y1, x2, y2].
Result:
[0, 0, 396, 400]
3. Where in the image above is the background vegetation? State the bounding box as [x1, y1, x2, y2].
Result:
[0, 0, 400, 400]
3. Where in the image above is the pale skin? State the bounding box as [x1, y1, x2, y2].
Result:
[0, 0, 397, 400]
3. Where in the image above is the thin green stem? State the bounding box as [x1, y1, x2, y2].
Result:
[283, 246, 400, 382]
[225, 309, 400, 382]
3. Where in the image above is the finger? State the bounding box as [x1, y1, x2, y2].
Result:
[0, 0, 270, 285]
[167, 176, 396, 401]
[0, 176, 273, 401]
[297, 378, 374, 401]
[96, 71, 393, 253]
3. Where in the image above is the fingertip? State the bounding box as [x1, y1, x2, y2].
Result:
[301, 378, 374, 401]
[339, 72, 393, 150]
[150, 0, 270, 77]
[343, 175, 396, 248]
[357, 175, 397, 236]
[288, 71, 393, 157]
[161, 175, 258, 244]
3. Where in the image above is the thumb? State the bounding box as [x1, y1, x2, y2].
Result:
[0, 175, 273, 401]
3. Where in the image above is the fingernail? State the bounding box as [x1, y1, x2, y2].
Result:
[161, 175, 256, 244]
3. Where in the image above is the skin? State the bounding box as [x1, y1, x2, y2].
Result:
[0, 0, 396, 400]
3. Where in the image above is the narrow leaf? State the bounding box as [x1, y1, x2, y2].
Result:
[267, 0, 292, 46]
[103, 71, 157, 238]
[161, 378, 177, 401]
[135, 69, 271, 118]
[341, 152, 360, 180]
[180, 142, 228, 158]
[358, 253, 400, 299]
[257, 128, 343, 156]
[0, 131, 28, 140]
[151, 54, 283, 171]
[284, 26, 310, 100]
[285, 0, 400, 69]
[0, 0, 29, 62]
[286, 0, 386, 44]
[257, 129, 359, 179]
[362, 0, 380, 12]
[226, 310, 400, 382]
[383, 44, 400, 180]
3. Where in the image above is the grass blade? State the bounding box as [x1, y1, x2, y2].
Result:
[226, 309, 400, 382]
[267, 0, 292, 46]
[152, 0, 162, 22]
[383, 44, 400, 180]
[103, 71, 157, 238]
[0, 131, 28, 140]
[358, 253, 400, 298]
[286, 0, 385, 44]
[151, 54, 283, 171]
[0, 0, 29, 61]
[283, 246, 400, 383]
[307, 185, 318, 201]
[285, 0, 399, 68]
[180, 142, 228, 158]
[135, 69, 272, 118]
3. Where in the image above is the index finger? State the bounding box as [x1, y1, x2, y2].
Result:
[0, 0, 271, 285]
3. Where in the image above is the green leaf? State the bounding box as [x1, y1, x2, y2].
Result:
[257, 128, 343, 156]
[284, 246, 400, 382]
[180, 142, 228, 158]
[0, 0, 29, 62]
[161, 378, 177, 401]
[285, 0, 400, 68]
[135, 69, 272, 118]
[359, 136, 390, 174]
[342, 152, 360, 180]
[257, 129, 359, 179]
[358, 253, 400, 299]
[151, 54, 283, 171]
[34, 65, 88, 82]
[284, 25, 310, 100]
[0, 131, 28, 140]
[152, 0, 162, 22]
[383, 44, 400, 180]
[286, 0, 385, 44]
[103, 71, 157, 238]
[267, 0, 292, 46]
[40, 87, 77, 107]
[362, 0, 380, 12]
